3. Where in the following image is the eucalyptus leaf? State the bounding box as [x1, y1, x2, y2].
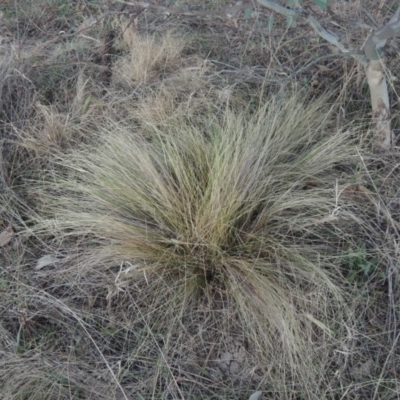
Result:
[313, 0, 328, 10]
[35, 255, 60, 270]
[268, 15, 275, 30]
[244, 7, 254, 19]
[249, 391, 262, 400]
[287, 0, 303, 5]
[286, 15, 297, 28]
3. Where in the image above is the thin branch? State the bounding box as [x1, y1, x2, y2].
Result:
[289, 52, 361, 78]
[362, 7, 379, 27]
[306, 14, 349, 53]
[256, 0, 348, 52]
[375, 20, 400, 42]
[256, 0, 368, 65]
[327, 6, 372, 30]
[364, 4, 400, 60]
[115, 0, 248, 18]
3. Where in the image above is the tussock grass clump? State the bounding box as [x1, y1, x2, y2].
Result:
[114, 28, 187, 84]
[35, 90, 369, 392]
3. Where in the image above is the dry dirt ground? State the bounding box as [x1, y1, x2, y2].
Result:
[1, 1, 400, 399]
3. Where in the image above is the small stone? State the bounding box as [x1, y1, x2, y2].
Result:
[234, 350, 245, 363]
[218, 352, 231, 372]
[230, 361, 240, 375]
[351, 359, 374, 381]
[220, 352, 232, 362]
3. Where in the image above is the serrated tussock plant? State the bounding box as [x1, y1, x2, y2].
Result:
[35, 90, 367, 387]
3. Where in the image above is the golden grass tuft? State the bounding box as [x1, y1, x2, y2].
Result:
[30, 89, 374, 392]
[114, 28, 187, 84]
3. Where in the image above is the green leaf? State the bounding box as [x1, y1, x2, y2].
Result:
[82, 95, 91, 115]
[313, 0, 328, 10]
[0, 280, 8, 290]
[286, 15, 297, 28]
[287, 0, 304, 5]
[268, 15, 275, 30]
[243, 7, 254, 19]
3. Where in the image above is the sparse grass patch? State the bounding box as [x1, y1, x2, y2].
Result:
[1, 0, 76, 39]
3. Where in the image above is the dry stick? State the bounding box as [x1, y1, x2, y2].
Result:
[256, 0, 400, 151]
[115, 0, 249, 18]
[327, 7, 372, 30]
[363, 4, 400, 150]
[257, 0, 364, 62]
[365, 4, 400, 60]
[306, 15, 350, 54]
[289, 52, 361, 79]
